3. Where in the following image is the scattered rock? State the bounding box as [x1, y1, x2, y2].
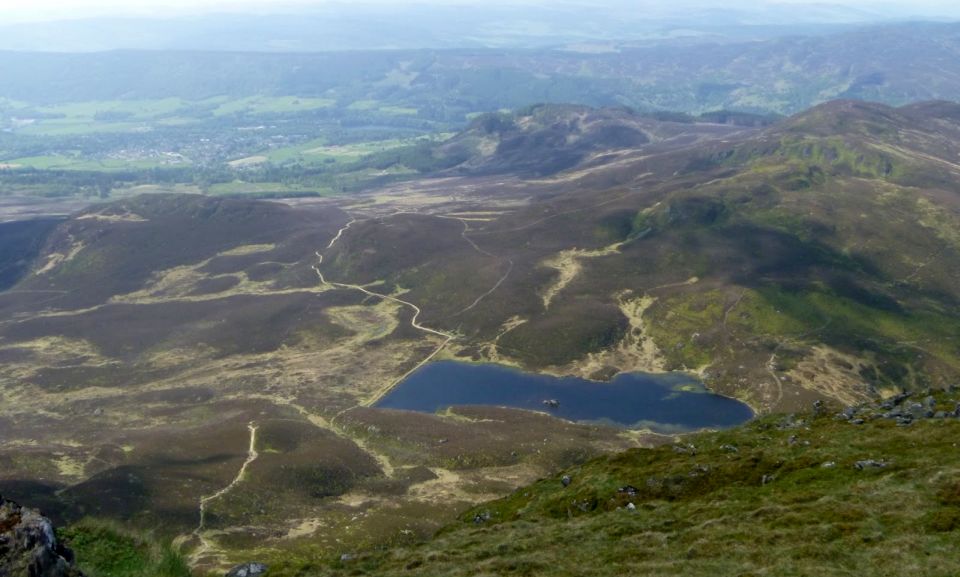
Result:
[850, 418, 865, 425]
[892, 392, 912, 406]
[761, 474, 775, 485]
[907, 403, 927, 419]
[812, 400, 825, 416]
[626, 503, 637, 511]
[572, 500, 593, 512]
[821, 461, 837, 468]
[854, 459, 887, 471]
[720, 444, 739, 453]
[0, 494, 83, 577]
[473, 511, 491, 524]
[226, 563, 268, 577]
[339, 554, 354, 563]
[561, 475, 572, 487]
[896, 415, 914, 427]
[672, 443, 697, 455]
[617, 485, 639, 497]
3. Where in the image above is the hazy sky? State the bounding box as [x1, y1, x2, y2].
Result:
[1, 0, 958, 23]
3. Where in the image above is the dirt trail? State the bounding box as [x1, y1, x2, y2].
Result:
[312, 215, 457, 405]
[184, 421, 259, 568]
[437, 215, 514, 316]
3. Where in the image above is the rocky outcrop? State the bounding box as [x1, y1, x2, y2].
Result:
[0, 495, 83, 577]
[226, 563, 268, 577]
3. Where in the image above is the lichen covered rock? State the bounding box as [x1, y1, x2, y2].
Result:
[0, 495, 83, 577]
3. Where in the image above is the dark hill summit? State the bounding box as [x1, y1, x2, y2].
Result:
[423, 104, 758, 176]
[437, 105, 652, 176]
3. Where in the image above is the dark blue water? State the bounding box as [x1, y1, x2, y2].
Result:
[376, 361, 753, 432]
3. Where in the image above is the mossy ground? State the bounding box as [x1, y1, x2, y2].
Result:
[59, 519, 192, 577]
[281, 391, 960, 576]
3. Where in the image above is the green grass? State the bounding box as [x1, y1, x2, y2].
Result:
[647, 289, 727, 369]
[647, 280, 960, 386]
[59, 519, 192, 577]
[272, 394, 960, 576]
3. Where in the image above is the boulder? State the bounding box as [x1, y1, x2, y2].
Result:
[0, 494, 83, 577]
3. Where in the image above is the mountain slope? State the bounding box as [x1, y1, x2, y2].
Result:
[317, 100, 960, 412]
[288, 391, 960, 577]
[3, 100, 960, 570]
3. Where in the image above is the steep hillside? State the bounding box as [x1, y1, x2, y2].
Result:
[290, 391, 960, 577]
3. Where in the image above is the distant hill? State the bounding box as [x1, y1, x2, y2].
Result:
[417, 104, 778, 176]
[2, 22, 960, 115]
[0, 3, 897, 53]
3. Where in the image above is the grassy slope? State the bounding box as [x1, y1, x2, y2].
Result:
[290, 391, 960, 576]
[59, 519, 192, 577]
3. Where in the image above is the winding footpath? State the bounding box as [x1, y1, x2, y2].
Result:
[312, 216, 456, 406]
[185, 422, 259, 567]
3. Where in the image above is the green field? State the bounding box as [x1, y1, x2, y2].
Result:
[6, 154, 184, 171]
[261, 134, 451, 167]
[210, 95, 337, 116]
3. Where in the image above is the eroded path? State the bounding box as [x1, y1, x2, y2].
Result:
[311, 215, 456, 405]
[183, 422, 259, 568]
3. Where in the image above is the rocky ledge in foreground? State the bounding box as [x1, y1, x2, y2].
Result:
[0, 494, 83, 577]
